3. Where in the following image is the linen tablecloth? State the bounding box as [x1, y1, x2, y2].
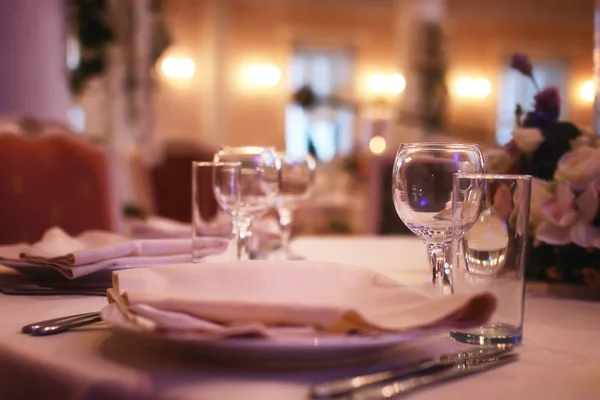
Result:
[0, 236, 599, 400]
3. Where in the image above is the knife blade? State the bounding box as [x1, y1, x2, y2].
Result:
[310, 347, 513, 399]
[349, 352, 518, 400]
[21, 311, 101, 334]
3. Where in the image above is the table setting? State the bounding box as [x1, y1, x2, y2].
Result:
[0, 144, 599, 400]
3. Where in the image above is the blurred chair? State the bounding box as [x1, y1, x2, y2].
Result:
[0, 134, 119, 244]
[365, 153, 412, 235]
[149, 141, 217, 223]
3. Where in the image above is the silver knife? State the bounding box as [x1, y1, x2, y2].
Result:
[310, 347, 513, 399]
[349, 352, 518, 400]
[29, 312, 103, 336]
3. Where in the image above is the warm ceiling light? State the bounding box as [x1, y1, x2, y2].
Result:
[247, 64, 281, 86]
[472, 78, 491, 98]
[456, 77, 474, 97]
[368, 74, 387, 93]
[388, 74, 406, 94]
[161, 57, 195, 79]
[581, 80, 595, 102]
[263, 65, 281, 86]
[369, 135, 387, 154]
[368, 73, 406, 94]
[247, 65, 264, 85]
[456, 77, 491, 98]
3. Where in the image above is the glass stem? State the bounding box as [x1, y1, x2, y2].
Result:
[233, 218, 252, 260]
[278, 207, 294, 255]
[427, 243, 449, 296]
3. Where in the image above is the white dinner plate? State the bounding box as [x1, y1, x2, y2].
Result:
[100, 303, 433, 367]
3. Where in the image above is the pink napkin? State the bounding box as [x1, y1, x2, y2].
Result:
[0, 227, 228, 279]
[108, 261, 497, 339]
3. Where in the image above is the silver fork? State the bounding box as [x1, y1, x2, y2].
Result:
[21, 312, 102, 336]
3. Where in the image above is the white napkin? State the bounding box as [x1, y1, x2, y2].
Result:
[109, 261, 496, 339]
[0, 227, 228, 279]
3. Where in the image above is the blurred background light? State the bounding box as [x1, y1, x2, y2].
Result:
[580, 80, 595, 102]
[161, 57, 196, 79]
[368, 73, 405, 94]
[368, 74, 387, 93]
[472, 78, 491, 98]
[246, 64, 281, 86]
[455, 76, 491, 98]
[387, 74, 406, 94]
[369, 135, 387, 154]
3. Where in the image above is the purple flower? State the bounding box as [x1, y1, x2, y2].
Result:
[510, 53, 533, 77]
[523, 111, 557, 127]
[534, 86, 561, 115]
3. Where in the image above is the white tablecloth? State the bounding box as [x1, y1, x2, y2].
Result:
[0, 236, 599, 400]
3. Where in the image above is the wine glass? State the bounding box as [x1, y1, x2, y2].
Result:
[271, 153, 316, 260]
[392, 143, 485, 295]
[192, 161, 240, 262]
[213, 146, 280, 260]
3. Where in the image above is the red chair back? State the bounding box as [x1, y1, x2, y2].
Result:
[150, 142, 217, 223]
[0, 134, 114, 244]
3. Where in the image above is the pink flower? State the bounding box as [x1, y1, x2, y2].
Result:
[570, 184, 600, 248]
[555, 146, 600, 190]
[540, 183, 579, 226]
[535, 183, 579, 245]
[529, 178, 553, 227]
[510, 53, 533, 77]
[535, 183, 600, 248]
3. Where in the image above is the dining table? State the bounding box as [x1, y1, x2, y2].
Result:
[0, 236, 599, 400]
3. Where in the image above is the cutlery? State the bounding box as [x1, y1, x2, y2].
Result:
[311, 347, 513, 399]
[348, 351, 518, 399]
[22, 312, 102, 335]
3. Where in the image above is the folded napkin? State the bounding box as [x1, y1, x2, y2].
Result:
[126, 214, 280, 240]
[0, 227, 228, 279]
[108, 261, 496, 340]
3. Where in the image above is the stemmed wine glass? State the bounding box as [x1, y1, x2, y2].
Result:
[213, 146, 280, 260]
[392, 143, 485, 295]
[271, 153, 316, 260]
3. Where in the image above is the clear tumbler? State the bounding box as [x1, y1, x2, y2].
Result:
[450, 173, 532, 346]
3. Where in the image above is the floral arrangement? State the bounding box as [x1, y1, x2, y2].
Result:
[494, 53, 600, 287]
[67, 0, 115, 95]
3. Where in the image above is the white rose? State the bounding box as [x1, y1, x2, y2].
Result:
[483, 148, 512, 174]
[511, 127, 544, 153]
[555, 146, 600, 190]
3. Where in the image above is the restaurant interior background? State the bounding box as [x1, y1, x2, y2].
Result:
[0, 0, 595, 239]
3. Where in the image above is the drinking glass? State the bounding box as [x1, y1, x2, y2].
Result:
[191, 161, 239, 262]
[271, 153, 316, 260]
[392, 143, 485, 295]
[213, 146, 280, 260]
[450, 173, 532, 345]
